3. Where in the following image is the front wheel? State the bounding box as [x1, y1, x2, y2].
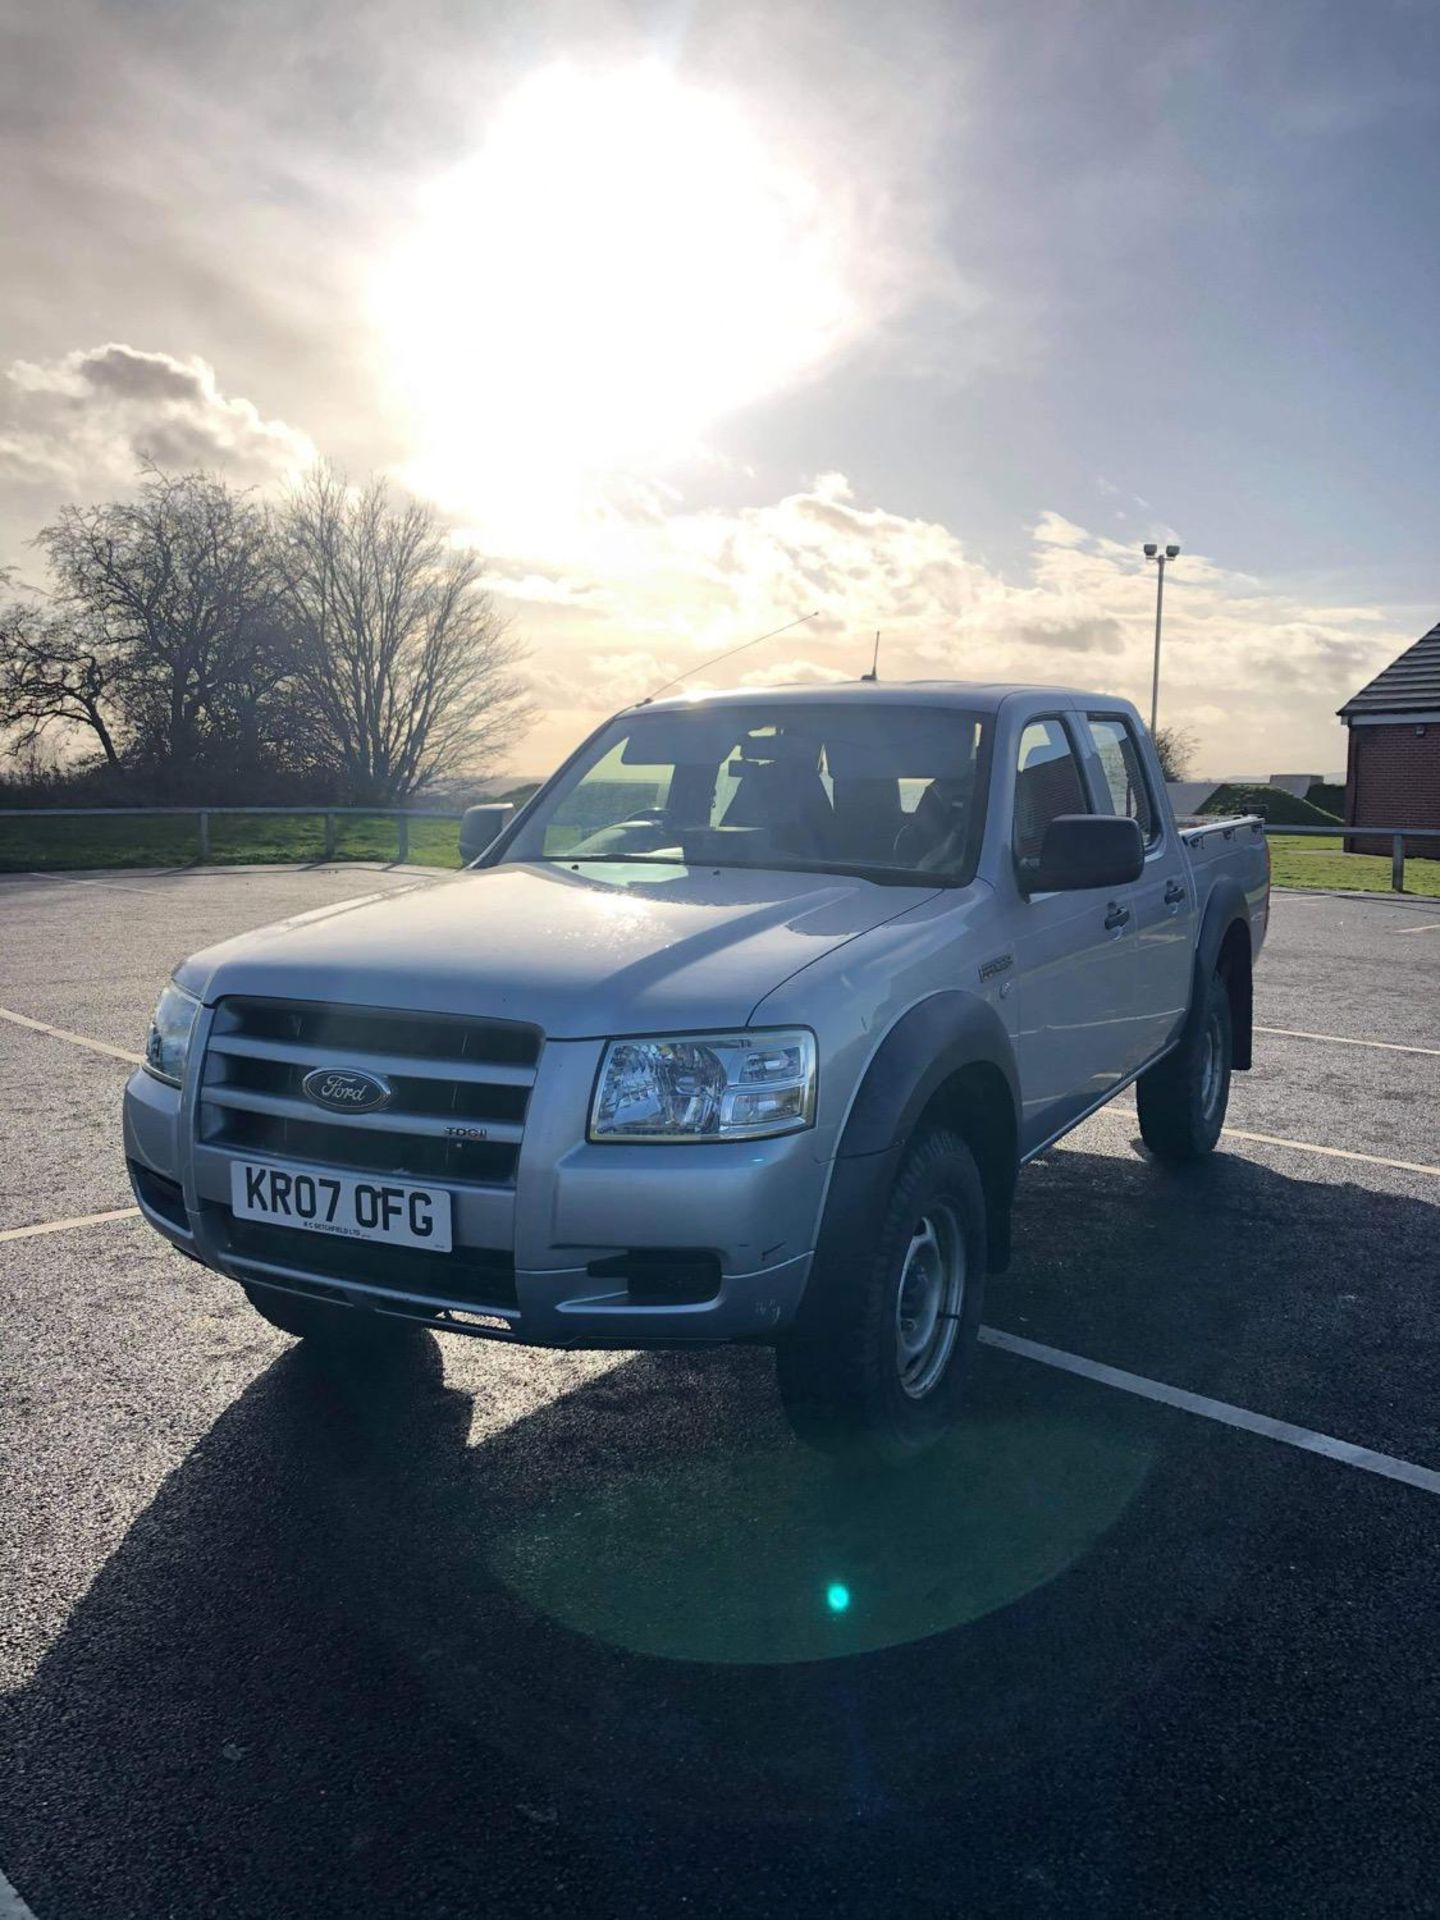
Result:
[776, 1128, 987, 1463]
[1136, 969, 1233, 1164]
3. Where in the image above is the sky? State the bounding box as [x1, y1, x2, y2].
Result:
[3, 0, 1439, 779]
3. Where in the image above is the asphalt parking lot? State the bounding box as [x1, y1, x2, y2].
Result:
[2, 865, 1439, 1919]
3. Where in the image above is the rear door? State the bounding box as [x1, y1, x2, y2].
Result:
[1080, 712, 1196, 1068]
[1007, 712, 1140, 1153]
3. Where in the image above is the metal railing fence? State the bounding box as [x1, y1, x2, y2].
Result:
[0, 805, 466, 864]
[1261, 821, 1440, 893]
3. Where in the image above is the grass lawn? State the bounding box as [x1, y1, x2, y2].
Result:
[1267, 834, 1440, 899]
[0, 811, 465, 872]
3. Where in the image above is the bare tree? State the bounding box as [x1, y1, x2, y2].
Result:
[35, 469, 288, 779]
[1152, 722, 1198, 782]
[277, 469, 531, 804]
[0, 577, 123, 766]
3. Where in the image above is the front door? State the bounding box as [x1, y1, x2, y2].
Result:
[1009, 715, 1139, 1155]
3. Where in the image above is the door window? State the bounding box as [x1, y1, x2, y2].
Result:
[1085, 714, 1159, 845]
[1013, 719, 1088, 862]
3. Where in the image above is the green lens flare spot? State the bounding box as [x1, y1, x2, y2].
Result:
[488, 1413, 1153, 1665]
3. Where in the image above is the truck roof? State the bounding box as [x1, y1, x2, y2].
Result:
[634, 679, 1117, 718]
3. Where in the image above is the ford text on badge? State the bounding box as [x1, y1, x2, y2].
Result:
[300, 1066, 393, 1114]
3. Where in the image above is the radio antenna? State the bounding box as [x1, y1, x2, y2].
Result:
[861, 630, 881, 681]
[639, 610, 820, 704]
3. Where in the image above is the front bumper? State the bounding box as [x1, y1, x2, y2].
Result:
[123, 1055, 822, 1346]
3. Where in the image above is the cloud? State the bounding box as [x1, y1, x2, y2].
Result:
[479, 473, 1409, 779]
[608, 478, 1131, 667]
[1031, 511, 1091, 549]
[738, 656, 852, 689]
[526, 650, 673, 711]
[0, 344, 315, 498]
[486, 571, 615, 611]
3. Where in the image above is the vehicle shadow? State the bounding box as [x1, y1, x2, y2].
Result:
[2, 1147, 1438, 1918]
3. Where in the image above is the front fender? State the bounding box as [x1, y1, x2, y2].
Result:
[836, 990, 1020, 1162]
[796, 993, 1020, 1333]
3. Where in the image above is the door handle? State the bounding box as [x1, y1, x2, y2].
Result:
[1164, 881, 1187, 905]
[1104, 903, 1131, 931]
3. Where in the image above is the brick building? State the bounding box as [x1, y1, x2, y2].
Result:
[1339, 621, 1440, 853]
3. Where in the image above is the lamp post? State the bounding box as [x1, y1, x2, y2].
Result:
[1143, 541, 1181, 735]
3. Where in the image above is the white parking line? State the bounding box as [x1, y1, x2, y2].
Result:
[0, 1865, 39, 1920]
[1221, 1127, 1440, 1178]
[1274, 889, 1440, 913]
[1256, 1025, 1440, 1059]
[979, 1328, 1440, 1497]
[0, 1206, 141, 1243]
[0, 1006, 144, 1066]
[1394, 921, 1440, 935]
[1094, 1106, 1440, 1179]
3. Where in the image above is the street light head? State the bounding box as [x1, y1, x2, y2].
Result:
[1143, 542, 1158, 558]
[1165, 543, 1181, 560]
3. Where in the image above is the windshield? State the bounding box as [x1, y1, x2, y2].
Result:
[500, 700, 990, 885]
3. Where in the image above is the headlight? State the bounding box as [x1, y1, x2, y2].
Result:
[144, 982, 201, 1087]
[590, 1029, 817, 1143]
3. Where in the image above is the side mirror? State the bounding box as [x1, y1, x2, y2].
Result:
[459, 803, 514, 864]
[1024, 814, 1144, 894]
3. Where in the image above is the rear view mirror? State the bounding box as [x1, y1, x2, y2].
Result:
[459, 804, 514, 863]
[1025, 814, 1144, 893]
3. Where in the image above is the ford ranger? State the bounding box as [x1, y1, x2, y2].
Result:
[124, 682, 1269, 1458]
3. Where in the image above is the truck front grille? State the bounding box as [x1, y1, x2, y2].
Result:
[220, 999, 540, 1067]
[199, 996, 541, 1190]
[211, 1107, 517, 1184]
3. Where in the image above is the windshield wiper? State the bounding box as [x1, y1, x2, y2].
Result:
[537, 852, 963, 887]
[553, 852, 957, 888]
[548, 852, 687, 866]
[705, 858, 960, 888]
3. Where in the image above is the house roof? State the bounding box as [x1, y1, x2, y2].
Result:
[1338, 621, 1440, 717]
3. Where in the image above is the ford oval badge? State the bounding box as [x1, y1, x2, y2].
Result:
[301, 1066, 394, 1114]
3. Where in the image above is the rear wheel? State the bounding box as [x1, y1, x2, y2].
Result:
[241, 1282, 424, 1346]
[776, 1127, 987, 1463]
[1136, 969, 1233, 1164]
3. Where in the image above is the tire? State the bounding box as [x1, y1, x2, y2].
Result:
[241, 1281, 424, 1346]
[1136, 968, 1233, 1165]
[776, 1127, 987, 1463]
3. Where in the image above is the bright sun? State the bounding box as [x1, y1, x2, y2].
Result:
[375, 65, 855, 526]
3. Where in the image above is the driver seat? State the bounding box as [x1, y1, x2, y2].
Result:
[893, 778, 969, 870]
[721, 757, 835, 858]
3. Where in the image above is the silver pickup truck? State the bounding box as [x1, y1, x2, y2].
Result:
[125, 682, 1268, 1458]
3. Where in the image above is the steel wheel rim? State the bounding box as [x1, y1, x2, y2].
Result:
[1200, 1006, 1225, 1119]
[894, 1204, 965, 1400]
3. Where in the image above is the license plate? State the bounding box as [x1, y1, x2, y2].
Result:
[230, 1161, 453, 1253]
